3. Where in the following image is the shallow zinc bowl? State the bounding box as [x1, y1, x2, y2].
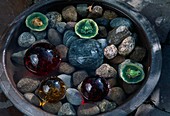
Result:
[0, 0, 162, 116]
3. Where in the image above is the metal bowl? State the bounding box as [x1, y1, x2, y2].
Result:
[0, 0, 162, 115]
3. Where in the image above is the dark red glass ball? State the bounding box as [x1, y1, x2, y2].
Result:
[24, 42, 61, 75]
[81, 76, 109, 101]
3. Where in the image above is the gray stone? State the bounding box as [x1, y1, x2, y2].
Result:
[107, 78, 117, 88]
[122, 82, 140, 94]
[109, 55, 125, 65]
[17, 77, 40, 93]
[96, 63, 117, 78]
[56, 44, 68, 61]
[72, 70, 88, 86]
[24, 93, 41, 106]
[18, 32, 36, 48]
[104, 44, 118, 59]
[77, 103, 100, 116]
[11, 49, 27, 65]
[107, 87, 126, 105]
[103, 10, 117, 20]
[63, 30, 78, 47]
[42, 102, 62, 114]
[68, 39, 104, 70]
[30, 30, 47, 40]
[95, 18, 110, 27]
[107, 26, 131, 45]
[66, 88, 83, 106]
[97, 38, 108, 49]
[77, 4, 88, 17]
[98, 26, 107, 38]
[118, 36, 135, 56]
[58, 103, 76, 116]
[62, 5, 77, 22]
[110, 17, 133, 30]
[58, 74, 72, 88]
[66, 22, 77, 30]
[96, 99, 116, 113]
[88, 5, 103, 18]
[48, 28, 62, 46]
[130, 46, 146, 62]
[46, 11, 62, 28]
[55, 22, 67, 34]
[58, 62, 75, 74]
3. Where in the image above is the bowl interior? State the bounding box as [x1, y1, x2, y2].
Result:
[2, 0, 152, 115]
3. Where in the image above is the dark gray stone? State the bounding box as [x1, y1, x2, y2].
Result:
[103, 10, 117, 20]
[107, 87, 126, 105]
[122, 82, 140, 94]
[68, 39, 104, 70]
[109, 55, 125, 65]
[55, 22, 67, 34]
[17, 77, 40, 93]
[96, 63, 117, 78]
[58, 74, 72, 88]
[73, 70, 88, 86]
[58, 62, 75, 74]
[130, 46, 146, 62]
[78, 103, 100, 116]
[96, 99, 117, 113]
[107, 78, 117, 88]
[88, 5, 103, 18]
[11, 49, 27, 65]
[42, 102, 62, 114]
[66, 22, 77, 30]
[56, 44, 68, 61]
[30, 30, 47, 40]
[66, 88, 83, 106]
[18, 32, 36, 48]
[98, 26, 107, 38]
[58, 103, 76, 116]
[77, 4, 88, 17]
[110, 17, 133, 30]
[24, 93, 41, 106]
[97, 38, 108, 49]
[46, 11, 62, 28]
[48, 28, 62, 46]
[95, 18, 110, 27]
[107, 26, 131, 45]
[62, 5, 77, 22]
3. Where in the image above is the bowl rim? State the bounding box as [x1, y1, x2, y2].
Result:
[0, 0, 162, 116]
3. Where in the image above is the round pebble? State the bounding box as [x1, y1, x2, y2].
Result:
[122, 82, 140, 94]
[77, 4, 88, 17]
[98, 26, 107, 38]
[130, 46, 146, 62]
[24, 93, 41, 106]
[97, 38, 108, 49]
[110, 17, 133, 30]
[107, 87, 126, 105]
[68, 39, 104, 70]
[109, 55, 125, 64]
[42, 102, 62, 114]
[11, 49, 27, 65]
[78, 103, 100, 116]
[46, 11, 62, 28]
[103, 10, 117, 20]
[66, 22, 77, 29]
[48, 28, 62, 46]
[72, 70, 88, 86]
[107, 26, 132, 45]
[118, 36, 135, 56]
[56, 44, 68, 61]
[66, 88, 83, 106]
[18, 32, 36, 48]
[30, 30, 47, 40]
[95, 18, 109, 27]
[58, 74, 72, 88]
[58, 62, 75, 74]
[96, 63, 117, 78]
[107, 78, 117, 88]
[63, 30, 78, 47]
[17, 77, 40, 93]
[55, 22, 67, 34]
[104, 44, 118, 59]
[62, 5, 77, 22]
[88, 5, 103, 18]
[96, 99, 117, 112]
[58, 103, 76, 116]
